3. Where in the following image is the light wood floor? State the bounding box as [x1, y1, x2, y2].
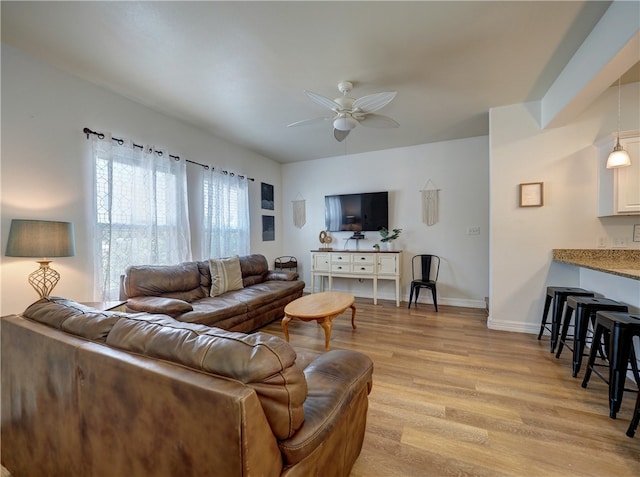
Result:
[261, 298, 640, 477]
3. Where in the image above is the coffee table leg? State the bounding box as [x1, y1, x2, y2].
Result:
[351, 304, 357, 329]
[319, 316, 334, 350]
[281, 314, 292, 342]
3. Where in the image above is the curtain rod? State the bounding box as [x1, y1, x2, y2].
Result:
[83, 127, 254, 181]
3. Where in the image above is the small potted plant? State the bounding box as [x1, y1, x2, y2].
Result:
[379, 227, 402, 250]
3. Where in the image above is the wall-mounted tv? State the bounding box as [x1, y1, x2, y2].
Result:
[325, 191, 388, 233]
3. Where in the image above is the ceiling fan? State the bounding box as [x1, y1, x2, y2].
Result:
[287, 81, 399, 142]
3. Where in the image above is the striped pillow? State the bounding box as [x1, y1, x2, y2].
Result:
[209, 255, 244, 297]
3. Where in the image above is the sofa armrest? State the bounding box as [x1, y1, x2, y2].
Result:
[126, 296, 193, 316]
[265, 270, 299, 281]
[278, 349, 373, 466]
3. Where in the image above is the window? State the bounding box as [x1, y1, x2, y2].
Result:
[202, 170, 250, 258]
[92, 138, 191, 300]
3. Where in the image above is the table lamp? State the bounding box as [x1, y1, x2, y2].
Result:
[5, 219, 75, 298]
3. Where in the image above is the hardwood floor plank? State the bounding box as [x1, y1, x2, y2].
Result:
[261, 298, 640, 476]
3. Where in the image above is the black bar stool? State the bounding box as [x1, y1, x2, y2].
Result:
[581, 311, 640, 419]
[627, 388, 640, 437]
[555, 296, 628, 377]
[537, 287, 594, 353]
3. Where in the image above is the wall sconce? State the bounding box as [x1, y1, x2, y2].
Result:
[5, 219, 76, 298]
[606, 78, 631, 169]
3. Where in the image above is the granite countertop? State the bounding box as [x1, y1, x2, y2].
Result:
[553, 249, 640, 281]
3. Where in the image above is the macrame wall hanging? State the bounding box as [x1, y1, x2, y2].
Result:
[292, 193, 306, 229]
[420, 180, 440, 226]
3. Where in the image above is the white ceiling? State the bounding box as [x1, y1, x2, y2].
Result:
[2, 1, 636, 163]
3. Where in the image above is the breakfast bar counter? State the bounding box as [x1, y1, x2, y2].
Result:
[553, 249, 640, 281]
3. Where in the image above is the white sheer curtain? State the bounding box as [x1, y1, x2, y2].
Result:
[201, 168, 250, 259]
[92, 134, 192, 300]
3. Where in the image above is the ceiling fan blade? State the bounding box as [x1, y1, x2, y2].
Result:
[353, 91, 397, 113]
[358, 113, 400, 128]
[304, 91, 341, 112]
[287, 117, 332, 128]
[334, 129, 350, 142]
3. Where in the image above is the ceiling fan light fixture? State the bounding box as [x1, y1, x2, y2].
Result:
[293, 82, 398, 141]
[606, 77, 631, 169]
[333, 116, 358, 131]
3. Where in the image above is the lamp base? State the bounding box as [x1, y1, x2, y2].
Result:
[28, 260, 60, 298]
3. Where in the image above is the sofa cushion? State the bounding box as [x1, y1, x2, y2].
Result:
[23, 297, 123, 342]
[125, 296, 193, 316]
[226, 281, 305, 312]
[105, 313, 307, 440]
[176, 296, 248, 326]
[124, 262, 205, 302]
[239, 254, 269, 287]
[209, 256, 244, 297]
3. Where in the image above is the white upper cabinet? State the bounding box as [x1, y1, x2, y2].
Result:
[597, 131, 640, 216]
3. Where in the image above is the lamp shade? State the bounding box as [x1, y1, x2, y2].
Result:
[333, 116, 358, 131]
[5, 219, 75, 258]
[606, 144, 632, 169]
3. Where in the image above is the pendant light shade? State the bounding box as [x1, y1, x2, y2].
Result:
[606, 78, 631, 169]
[606, 140, 631, 168]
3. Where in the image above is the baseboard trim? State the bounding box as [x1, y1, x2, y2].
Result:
[487, 316, 538, 334]
[302, 287, 486, 309]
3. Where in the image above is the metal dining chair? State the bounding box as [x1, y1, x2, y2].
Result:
[408, 254, 440, 311]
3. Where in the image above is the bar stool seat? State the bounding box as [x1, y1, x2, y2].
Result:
[555, 296, 628, 377]
[581, 311, 640, 419]
[537, 287, 594, 353]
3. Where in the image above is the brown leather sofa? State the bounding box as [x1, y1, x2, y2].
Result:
[120, 254, 305, 332]
[1, 297, 374, 477]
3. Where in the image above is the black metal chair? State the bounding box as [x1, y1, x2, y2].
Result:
[408, 254, 440, 311]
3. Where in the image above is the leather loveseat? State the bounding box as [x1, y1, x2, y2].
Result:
[1, 297, 374, 477]
[120, 254, 305, 333]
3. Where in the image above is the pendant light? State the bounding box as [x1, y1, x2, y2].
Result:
[606, 78, 631, 169]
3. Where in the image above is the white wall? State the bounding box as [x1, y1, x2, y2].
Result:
[3, 42, 637, 331]
[1, 44, 283, 315]
[489, 82, 640, 333]
[281, 137, 490, 307]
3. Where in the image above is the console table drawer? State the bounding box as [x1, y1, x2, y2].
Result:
[352, 254, 374, 264]
[331, 254, 351, 263]
[351, 264, 375, 273]
[331, 263, 350, 272]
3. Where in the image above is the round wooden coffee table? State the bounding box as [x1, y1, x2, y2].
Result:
[282, 292, 356, 350]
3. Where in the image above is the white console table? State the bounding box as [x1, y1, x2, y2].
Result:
[310, 250, 402, 306]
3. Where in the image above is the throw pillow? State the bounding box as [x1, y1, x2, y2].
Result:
[209, 255, 244, 297]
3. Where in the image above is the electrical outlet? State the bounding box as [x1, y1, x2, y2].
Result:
[612, 237, 627, 248]
[596, 236, 608, 248]
[467, 226, 480, 235]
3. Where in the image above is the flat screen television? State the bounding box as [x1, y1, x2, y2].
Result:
[325, 191, 388, 233]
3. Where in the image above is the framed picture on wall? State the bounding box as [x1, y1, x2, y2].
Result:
[261, 182, 274, 210]
[262, 215, 275, 241]
[519, 182, 544, 207]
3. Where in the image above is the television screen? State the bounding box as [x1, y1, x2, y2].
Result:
[325, 192, 388, 232]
